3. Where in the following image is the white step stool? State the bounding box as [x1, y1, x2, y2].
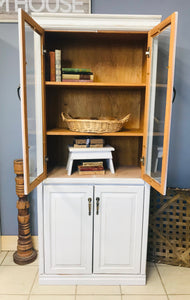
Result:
[66, 145, 115, 175]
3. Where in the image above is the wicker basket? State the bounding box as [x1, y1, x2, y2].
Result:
[148, 188, 190, 267]
[61, 112, 130, 133]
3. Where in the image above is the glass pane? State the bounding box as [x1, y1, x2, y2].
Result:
[145, 25, 171, 183]
[25, 23, 43, 184]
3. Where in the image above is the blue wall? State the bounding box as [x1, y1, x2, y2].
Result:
[0, 0, 190, 235]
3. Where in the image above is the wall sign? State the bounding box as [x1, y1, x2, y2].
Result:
[0, 0, 91, 21]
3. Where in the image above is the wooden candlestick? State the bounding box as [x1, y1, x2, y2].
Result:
[13, 159, 37, 265]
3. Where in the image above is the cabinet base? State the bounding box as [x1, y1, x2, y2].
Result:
[39, 274, 146, 285]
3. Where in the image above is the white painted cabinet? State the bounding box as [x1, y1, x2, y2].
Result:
[42, 183, 146, 281]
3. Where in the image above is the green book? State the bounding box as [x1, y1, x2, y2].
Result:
[62, 68, 91, 74]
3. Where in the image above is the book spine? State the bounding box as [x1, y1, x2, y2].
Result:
[82, 161, 103, 167]
[75, 139, 87, 144]
[80, 74, 93, 79]
[78, 166, 104, 171]
[62, 68, 91, 74]
[62, 74, 94, 80]
[62, 79, 93, 82]
[49, 51, 55, 81]
[55, 49, 61, 82]
[90, 144, 104, 148]
[73, 144, 87, 148]
[79, 170, 105, 175]
[90, 138, 104, 144]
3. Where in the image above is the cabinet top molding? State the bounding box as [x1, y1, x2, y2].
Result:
[32, 13, 162, 31]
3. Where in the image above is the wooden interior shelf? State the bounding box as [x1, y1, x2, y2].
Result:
[47, 166, 142, 179]
[45, 82, 146, 88]
[46, 128, 144, 136]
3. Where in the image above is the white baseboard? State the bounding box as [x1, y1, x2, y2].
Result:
[1, 235, 38, 251]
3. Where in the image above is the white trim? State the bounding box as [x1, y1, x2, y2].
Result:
[44, 177, 145, 185]
[32, 13, 162, 31]
[140, 182, 150, 275]
[18, 9, 28, 195]
[37, 184, 44, 274]
[1, 235, 38, 251]
[39, 274, 146, 285]
[0, 19, 18, 23]
[89, 0, 91, 14]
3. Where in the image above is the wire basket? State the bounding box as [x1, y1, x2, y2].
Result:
[61, 112, 130, 133]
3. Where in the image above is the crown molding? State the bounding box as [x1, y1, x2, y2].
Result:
[32, 13, 162, 31]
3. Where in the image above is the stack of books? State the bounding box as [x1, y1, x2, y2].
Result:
[62, 68, 94, 82]
[49, 49, 61, 82]
[78, 161, 105, 175]
[90, 138, 104, 148]
[73, 137, 104, 148]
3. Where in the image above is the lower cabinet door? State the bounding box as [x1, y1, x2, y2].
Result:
[44, 185, 93, 274]
[93, 185, 144, 274]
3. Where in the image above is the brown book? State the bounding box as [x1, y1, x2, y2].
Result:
[73, 144, 87, 148]
[75, 139, 87, 145]
[90, 144, 104, 148]
[62, 74, 94, 80]
[79, 170, 105, 175]
[78, 166, 104, 171]
[49, 51, 55, 81]
[90, 138, 104, 144]
[82, 161, 103, 167]
[61, 79, 93, 82]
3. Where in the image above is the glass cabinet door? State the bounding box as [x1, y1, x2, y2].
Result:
[18, 9, 46, 195]
[142, 12, 178, 195]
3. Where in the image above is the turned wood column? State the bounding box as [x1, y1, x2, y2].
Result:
[13, 159, 37, 265]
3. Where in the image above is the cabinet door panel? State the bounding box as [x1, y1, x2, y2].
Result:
[142, 12, 178, 195]
[18, 9, 46, 194]
[44, 185, 93, 274]
[93, 185, 144, 274]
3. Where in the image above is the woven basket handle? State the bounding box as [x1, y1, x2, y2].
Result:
[61, 112, 72, 121]
[120, 114, 130, 124]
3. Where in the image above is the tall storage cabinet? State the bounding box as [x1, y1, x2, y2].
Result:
[18, 9, 178, 285]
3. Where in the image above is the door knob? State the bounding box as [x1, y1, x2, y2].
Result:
[88, 198, 92, 216]
[96, 197, 100, 215]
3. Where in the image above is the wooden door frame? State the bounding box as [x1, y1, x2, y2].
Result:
[19, 9, 47, 195]
[142, 12, 178, 195]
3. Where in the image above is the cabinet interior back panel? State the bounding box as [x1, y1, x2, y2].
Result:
[45, 32, 147, 83]
[46, 88, 145, 130]
[47, 136, 142, 168]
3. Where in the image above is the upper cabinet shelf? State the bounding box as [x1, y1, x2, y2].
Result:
[46, 128, 144, 137]
[45, 82, 146, 88]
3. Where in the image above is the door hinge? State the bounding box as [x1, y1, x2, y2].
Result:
[145, 47, 150, 58]
[45, 156, 49, 163]
[140, 156, 145, 166]
[43, 48, 47, 55]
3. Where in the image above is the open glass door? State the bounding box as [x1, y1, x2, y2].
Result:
[142, 12, 178, 195]
[18, 9, 47, 195]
